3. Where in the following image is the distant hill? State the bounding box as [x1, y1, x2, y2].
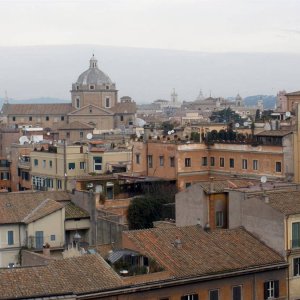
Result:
[244, 95, 276, 110]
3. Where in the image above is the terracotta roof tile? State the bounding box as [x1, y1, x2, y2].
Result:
[0, 191, 68, 224]
[196, 179, 257, 193]
[1, 103, 72, 115]
[0, 254, 123, 299]
[124, 226, 285, 279]
[267, 190, 300, 215]
[64, 202, 90, 219]
[256, 130, 292, 137]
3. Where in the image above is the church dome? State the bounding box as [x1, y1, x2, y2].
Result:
[76, 55, 113, 86]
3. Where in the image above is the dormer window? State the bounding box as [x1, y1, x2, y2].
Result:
[89, 85, 95, 90]
[106, 85, 109, 90]
[76, 85, 79, 90]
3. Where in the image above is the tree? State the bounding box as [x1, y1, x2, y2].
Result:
[161, 121, 174, 135]
[127, 183, 176, 230]
[127, 196, 163, 230]
[210, 107, 242, 124]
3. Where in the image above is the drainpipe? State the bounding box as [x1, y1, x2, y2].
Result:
[286, 215, 290, 300]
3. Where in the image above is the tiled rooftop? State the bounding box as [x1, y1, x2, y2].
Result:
[266, 190, 300, 215]
[124, 226, 285, 279]
[0, 192, 67, 224]
[64, 202, 90, 219]
[1, 103, 72, 115]
[0, 254, 123, 299]
[196, 179, 258, 193]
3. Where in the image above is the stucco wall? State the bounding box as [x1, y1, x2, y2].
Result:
[229, 190, 285, 255]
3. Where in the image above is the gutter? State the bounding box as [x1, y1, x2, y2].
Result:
[78, 262, 288, 299]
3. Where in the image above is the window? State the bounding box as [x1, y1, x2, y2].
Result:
[12, 116, 16, 121]
[46, 116, 49, 121]
[57, 179, 62, 189]
[94, 157, 102, 171]
[61, 116, 64, 121]
[242, 159, 248, 170]
[120, 115, 124, 121]
[66, 132, 70, 138]
[232, 286, 242, 300]
[106, 97, 110, 108]
[294, 257, 300, 276]
[76, 85, 79, 90]
[292, 222, 300, 248]
[76, 98, 80, 108]
[202, 157, 208, 166]
[1, 172, 10, 180]
[253, 160, 258, 170]
[264, 280, 279, 299]
[185, 158, 191, 167]
[106, 85, 109, 90]
[29, 116, 32, 121]
[276, 162, 282, 173]
[68, 162, 75, 170]
[170, 156, 175, 167]
[181, 294, 198, 300]
[210, 157, 215, 167]
[216, 211, 224, 228]
[209, 290, 219, 300]
[7, 231, 14, 245]
[42, 160, 46, 168]
[80, 131, 83, 139]
[220, 157, 224, 167]
[80, 162, 85, 170]
[89, 85, 95, 90]
[50, 235, 56, 241]
[135, 154, 140, 164]
[34, 159, 38, 166]
[147, 155, 153, 168]
[49, 160, 53, 168]
[159, 156, 164, 166]
[229, 158, 234, 168]
[186, 182, 191, 188]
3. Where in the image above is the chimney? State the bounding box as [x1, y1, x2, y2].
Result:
[174, 237, 182, 249]
[204, 223, 211, 232]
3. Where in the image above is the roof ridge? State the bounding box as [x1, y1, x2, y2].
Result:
[22, 198, 61, 223]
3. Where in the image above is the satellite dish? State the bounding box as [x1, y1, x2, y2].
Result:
[243, 122, 248, 127]
[235, 123, 240, 128]
[167, 131, 172, 135]
[19, 136, 29, 145]
[260, 176, 267, 184]
[86, 133, 93, 140]
[171, 129, 175, 134]
[286, 111, 291, 117]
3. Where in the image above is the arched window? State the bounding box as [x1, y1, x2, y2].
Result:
[76, 98, 80, 109]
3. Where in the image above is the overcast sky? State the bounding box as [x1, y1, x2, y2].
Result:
[1, 0, 300, 102]
[1, 0, 300, 52]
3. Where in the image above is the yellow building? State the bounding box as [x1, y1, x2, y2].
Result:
[0, 192, 65, 268]
[30, 142, 132, 191]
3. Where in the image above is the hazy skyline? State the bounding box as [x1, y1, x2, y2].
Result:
[1, 1, 300, 103]
[1, 0, 300, 53]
